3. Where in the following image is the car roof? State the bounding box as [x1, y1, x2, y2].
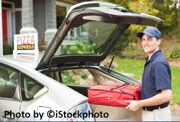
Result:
[1, 55, 38, 69]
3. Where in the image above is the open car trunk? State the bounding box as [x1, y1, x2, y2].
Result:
[47, 67, 142, 120]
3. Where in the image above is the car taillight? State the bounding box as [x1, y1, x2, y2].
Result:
[67, 102, 95, 121]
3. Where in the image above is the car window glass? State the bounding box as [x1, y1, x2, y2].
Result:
[55, 21, 119, 56]
[60, 69, 115, 86]
[61, 69, 95, 86]
[0, 65, 18, 98]
[21, 75, 44, 100]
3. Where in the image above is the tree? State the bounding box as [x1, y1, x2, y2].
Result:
[100, 0, 179, 55]
[154, 0, 179, 36]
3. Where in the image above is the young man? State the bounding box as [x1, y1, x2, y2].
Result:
[125, 26, 172, 121]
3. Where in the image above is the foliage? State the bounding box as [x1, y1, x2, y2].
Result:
[171, 50, 180, 59]
[101, 0, 179, 56]
[164, 42, 180, 59]
[40, 35, 45, 46]
[154, 0, 177, 27]
[153, 0, 179, 36]
[39, 35, 46, 51]
[3, 44, 13, 55]
[61, 70, 89, 85]
[61, 71, 78, 84]
[169, 44, 180, 59]
[112, 29, 135, 55]
[129, 0, 159, 15]
[62, 41, 96, 54]
[121, 45, 145, 59]
[80, 71, 88, 79]
[100, 0, 131, 8]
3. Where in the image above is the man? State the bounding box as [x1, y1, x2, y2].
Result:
[125, 26, 172, 121]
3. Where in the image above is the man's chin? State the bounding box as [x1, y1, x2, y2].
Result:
[144, 50, 150, 53]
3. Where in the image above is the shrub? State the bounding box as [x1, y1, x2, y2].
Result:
[61, 71, 78, 84]
[165, 42, 180, 60]
[80, 71, 88, 79]
[62, 41, 95, 55]
[3, 44, 13, 55]
[171, 50, 180, 59]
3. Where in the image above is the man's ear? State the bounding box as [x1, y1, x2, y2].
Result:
[157, 39, 161, 45]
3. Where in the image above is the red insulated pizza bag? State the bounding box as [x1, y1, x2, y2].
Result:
[88, 82, 141, 107]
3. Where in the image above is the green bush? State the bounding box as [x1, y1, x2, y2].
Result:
[62, 41, 95, 55]
[165, 43, 180, 59]
[3, 44, 13, 55]
[171, 50, 180, 59]
[80, 71, 88, 79]
[61, 71, 78, 84]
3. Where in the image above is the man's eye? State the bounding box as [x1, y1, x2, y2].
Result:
[141, 39, 145, 41]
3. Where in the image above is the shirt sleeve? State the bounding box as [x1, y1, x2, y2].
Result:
[153, 62, 171, 91]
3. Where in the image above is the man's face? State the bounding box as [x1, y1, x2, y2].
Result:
[141, 34, 160, 56]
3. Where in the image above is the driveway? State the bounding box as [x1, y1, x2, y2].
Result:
[172, 110, 180, 121]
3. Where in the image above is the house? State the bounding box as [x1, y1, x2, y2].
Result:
[1, 0, 90, 53]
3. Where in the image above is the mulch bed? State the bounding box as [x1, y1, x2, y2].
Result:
[171, 104, 180, 111]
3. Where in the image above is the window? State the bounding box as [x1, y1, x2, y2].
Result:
[0, 64, 18, 98]
[21, 75, 44, 100]
[55, 20, 119, 55]
[60, 69, 117, 86]
[61, 69, 95, 86]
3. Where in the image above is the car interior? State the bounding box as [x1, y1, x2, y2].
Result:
[22, 76, 44, 100]
[47, 68, 125, 96]
[0, 67, 17, 98]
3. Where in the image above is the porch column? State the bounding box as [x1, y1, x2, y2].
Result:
[20, 0, 37, 34]
[45, 0, 57, 45]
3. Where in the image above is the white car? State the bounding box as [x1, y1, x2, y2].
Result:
[0, 1, 162, 121]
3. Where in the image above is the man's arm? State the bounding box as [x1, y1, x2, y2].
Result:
[125, 89, 172, 111]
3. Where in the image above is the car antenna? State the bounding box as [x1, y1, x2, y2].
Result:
[108, 55, 115, 72]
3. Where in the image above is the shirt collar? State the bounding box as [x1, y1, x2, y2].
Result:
[145, 50, 161, 63]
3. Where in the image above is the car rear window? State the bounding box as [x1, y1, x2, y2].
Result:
[55, 21, 119, 56]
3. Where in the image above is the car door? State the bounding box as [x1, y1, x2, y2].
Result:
[18, 73, 49, 121]
[0, 64, 21, 121]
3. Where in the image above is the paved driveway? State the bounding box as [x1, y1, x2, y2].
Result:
[172, 110, 180, 121]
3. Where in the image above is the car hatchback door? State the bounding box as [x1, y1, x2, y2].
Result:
[36, 1, 162, 71]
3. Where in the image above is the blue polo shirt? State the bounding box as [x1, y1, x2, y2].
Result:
[141, 50, 171, 107]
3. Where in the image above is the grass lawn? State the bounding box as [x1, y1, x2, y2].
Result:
[113, 58, 180, 105]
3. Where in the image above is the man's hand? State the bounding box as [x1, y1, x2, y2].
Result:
[125, 100, 141, 112]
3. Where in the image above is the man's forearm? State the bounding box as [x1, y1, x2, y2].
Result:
[139, 89, 172, 107]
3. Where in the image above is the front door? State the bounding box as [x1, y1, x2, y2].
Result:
[2, 9, 8, 43]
